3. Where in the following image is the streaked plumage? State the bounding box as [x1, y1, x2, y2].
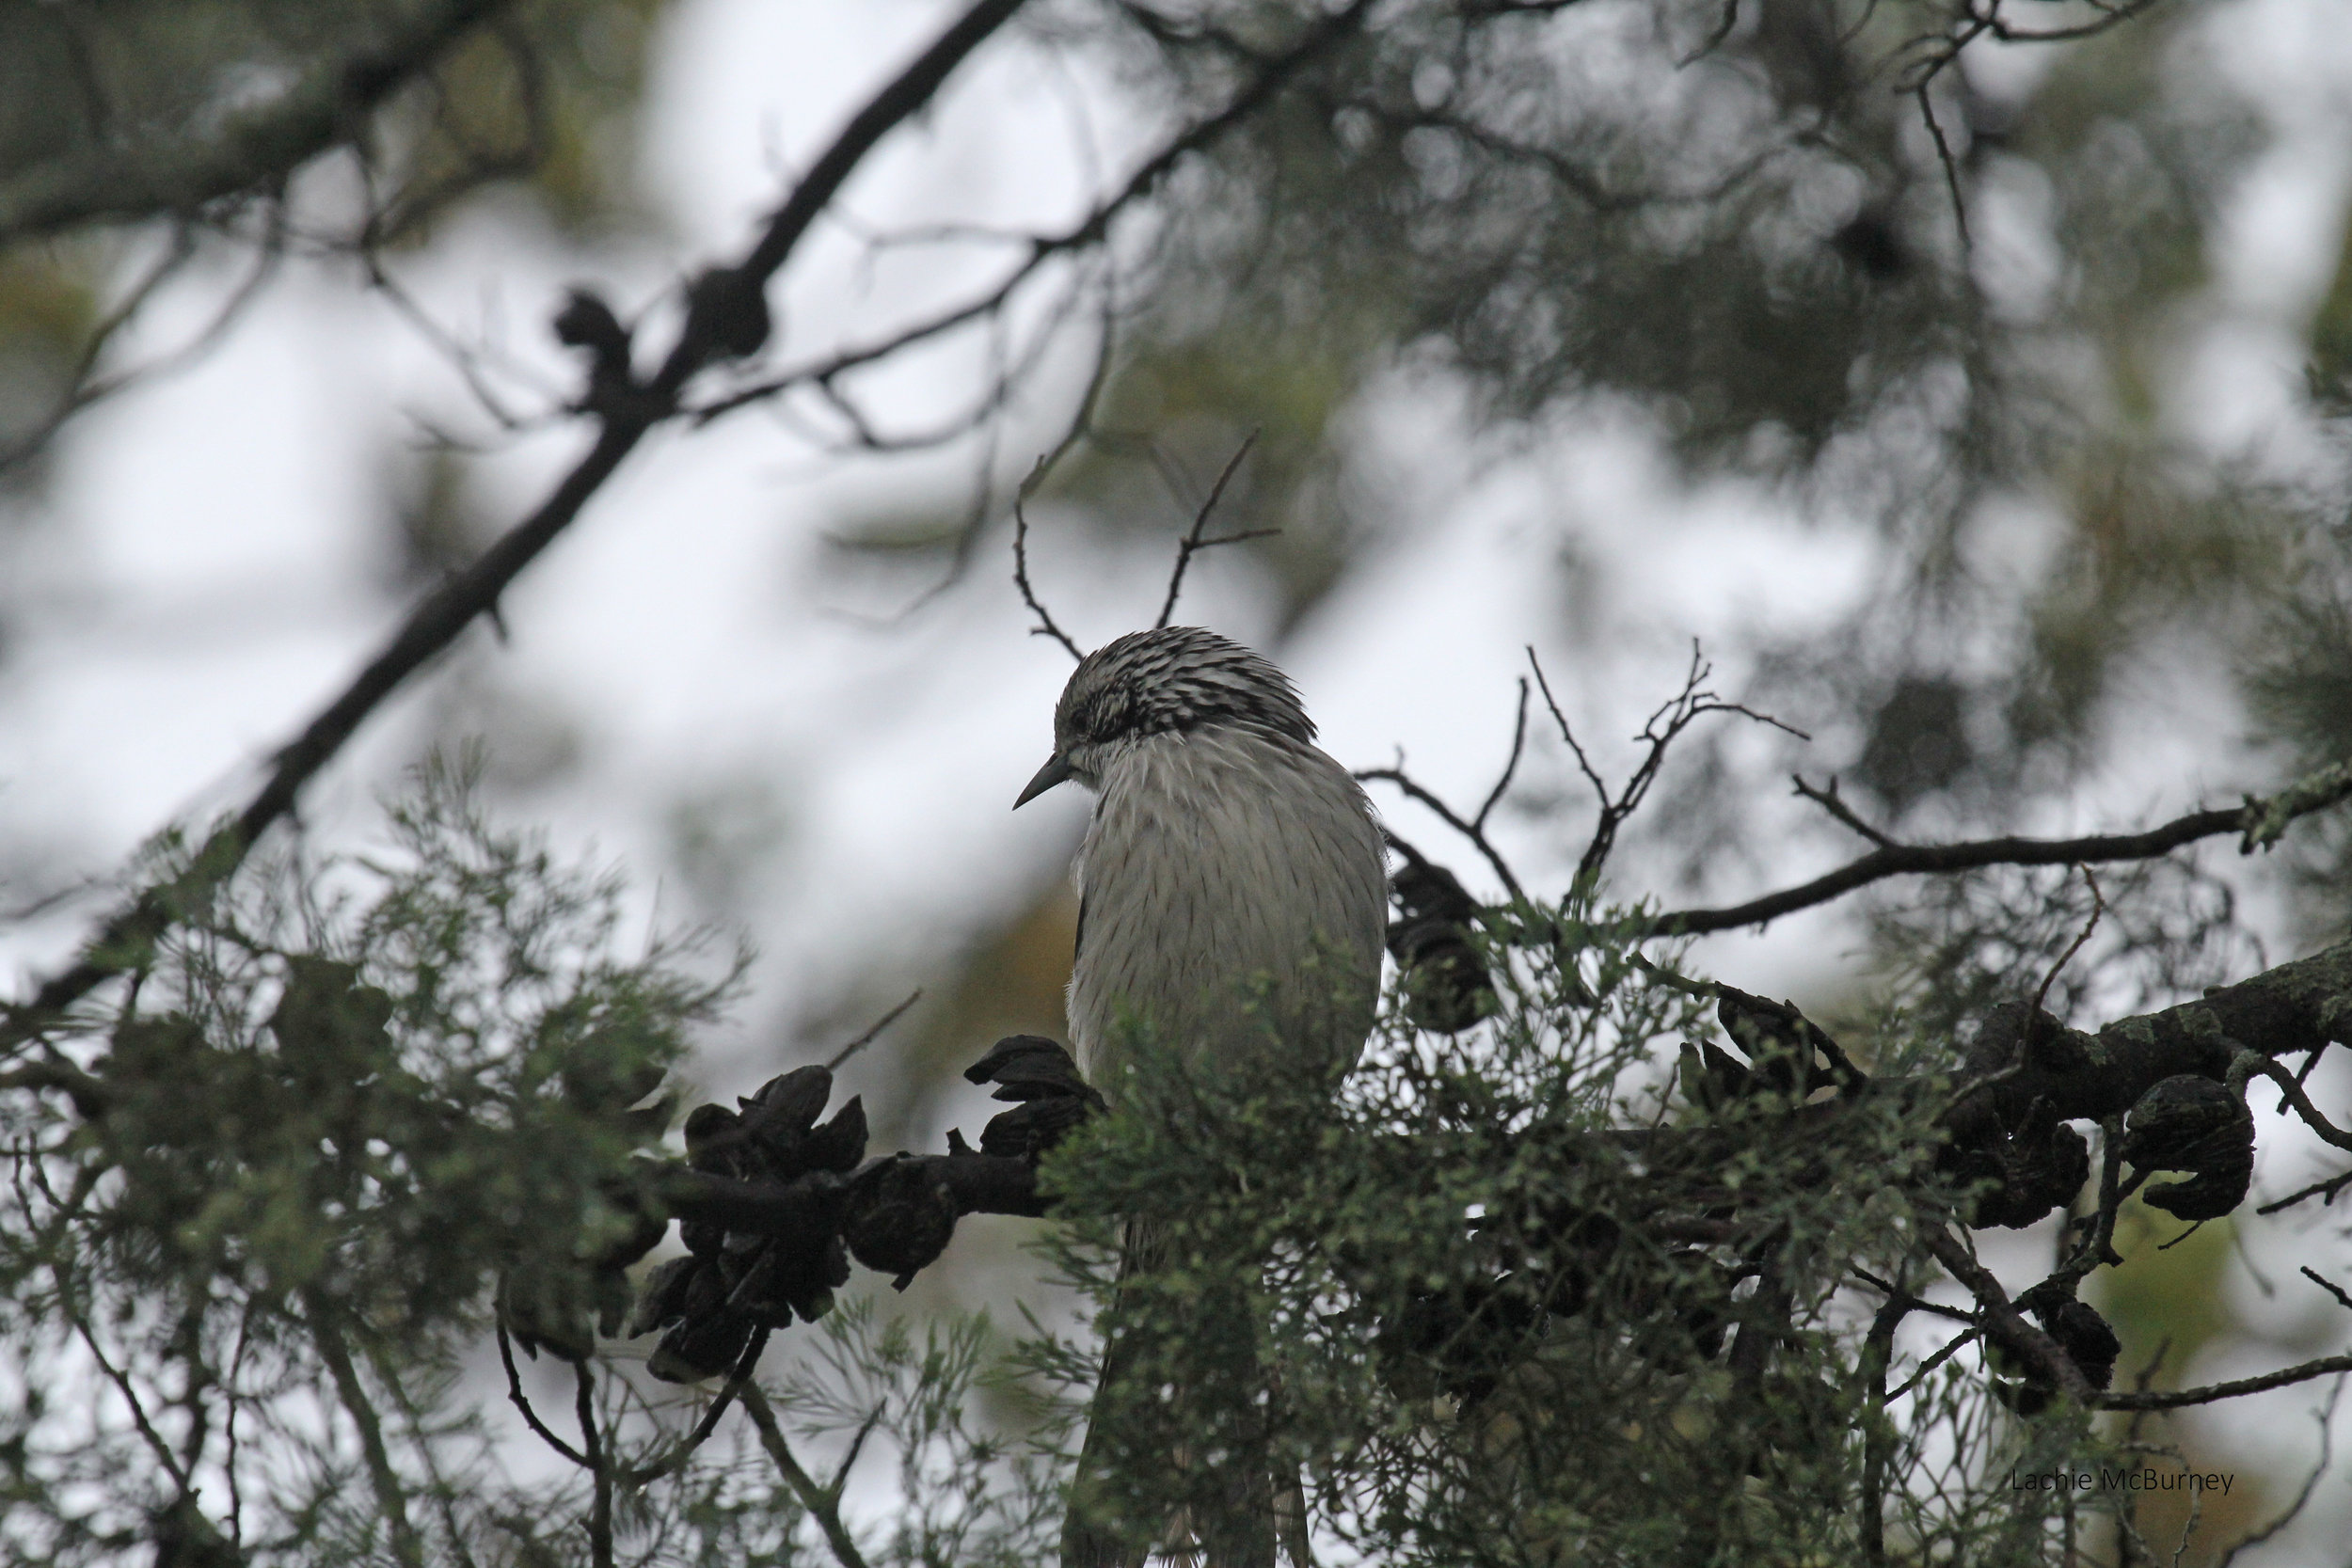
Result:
[1017, 626, 1388, 1096]
[1015, 626, 1387, 1568]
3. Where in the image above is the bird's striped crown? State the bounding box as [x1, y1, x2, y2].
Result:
[1055, 626, 1315, 752]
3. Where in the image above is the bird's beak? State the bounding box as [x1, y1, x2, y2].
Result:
[1014, 752, 1073, 809]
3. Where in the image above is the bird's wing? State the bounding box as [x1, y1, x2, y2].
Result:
[1073, 889, 1089, 965]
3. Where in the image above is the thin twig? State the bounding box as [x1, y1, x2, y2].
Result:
[61, 1286, 190, 1488]
[1675, 0, 1742, 67]
[2213, 1373, 2344, 1568]
[1526, 646, 1612, 821]
[2051, 1114, 2130, 1290]
[1790, 774, 1897, 848]
[1154, 431, 1265, 628]
[1475, 679, 1534, 833]
[497, 1323, 590, 1468]
[1915, 84, 1972, 255]
[574, 1361, 612, 1568]
[1886, 1328, 1981, 1403]
[2256, 1165, 2352, 1215]
[1849, 1268, 1975, 1323]
[2300, 1267, 2352, 1315]
[1532, 641, 1805, 888]
[2027, 865, 2104, 1028]
[1012, 459, 1086, 662]
[826, 990, 923, 1071]
[621, 1327, 771, 1488]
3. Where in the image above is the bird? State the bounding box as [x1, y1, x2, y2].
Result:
[1014, 626, 1389, 1568]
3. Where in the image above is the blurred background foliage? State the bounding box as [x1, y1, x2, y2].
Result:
[5, 0, 2352, 1560]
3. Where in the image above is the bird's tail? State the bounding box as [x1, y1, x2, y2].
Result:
[1063, 1220, 1294, 1568]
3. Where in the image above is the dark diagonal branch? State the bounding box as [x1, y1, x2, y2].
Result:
[619, 1329, 771, 1489]
[0, 0, 1034, 1044]
[1645, 758, 2352, 938]
[1921, 1228, 2093, 1405]
[691, 0, 1378, 427]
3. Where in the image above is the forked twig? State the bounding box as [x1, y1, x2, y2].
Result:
[1155, 432, 1272, 628]
[740, 1383, 874, 1568]
[1530, 641, 1806, 888]
[1791, 774, 1897, 848]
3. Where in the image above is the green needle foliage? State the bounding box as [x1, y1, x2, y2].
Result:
[0, 758, 2326, 1567]
[1027, 905, 2146, 1568]
[0, 755, 741, 1564]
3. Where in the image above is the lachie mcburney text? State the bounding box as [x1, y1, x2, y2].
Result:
[2010, 1469, 2233, 1496]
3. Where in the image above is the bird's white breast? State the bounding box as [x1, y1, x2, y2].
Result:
[1067, 724, 1388, 1099]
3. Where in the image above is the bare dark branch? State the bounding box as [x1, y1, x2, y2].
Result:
[1922, 1227, 2093, 1405]
[620, 1327, 770, 1489]
[2301, 1268, 2352, 1315]
[691, 0, 1378, 427]
[574, 1361, 612, 1568]
[1886, 1327, 1980, 1404]
[2232, 1052, 2352, 1153]
[1645, 757, 2352, 937]
[2259, 1166, 2352, 1215]
[2097, 1353, 2352, 1411]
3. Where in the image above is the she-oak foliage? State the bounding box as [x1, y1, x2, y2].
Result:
[4, 758, 2284, 1567]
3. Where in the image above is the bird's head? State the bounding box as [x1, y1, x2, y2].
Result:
[1014, 626, 1315, 806]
